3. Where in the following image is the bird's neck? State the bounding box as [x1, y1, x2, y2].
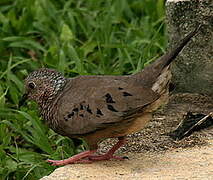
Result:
[39, 78, 67, 123]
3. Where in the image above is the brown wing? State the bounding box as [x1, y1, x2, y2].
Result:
[56, 76, 159, 136]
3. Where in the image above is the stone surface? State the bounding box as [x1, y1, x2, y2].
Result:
[41, 143, 213, 180]
[166, 0, 213, 96]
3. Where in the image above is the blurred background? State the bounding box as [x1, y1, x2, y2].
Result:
[0, 0, 166, 179]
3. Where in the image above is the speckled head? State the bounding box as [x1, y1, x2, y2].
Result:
[23, 68, 66, 106]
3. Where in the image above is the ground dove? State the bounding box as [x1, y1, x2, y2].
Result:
[20, 27, 199, 166]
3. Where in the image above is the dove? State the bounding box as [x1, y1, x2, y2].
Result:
[20, 27, 199, 166]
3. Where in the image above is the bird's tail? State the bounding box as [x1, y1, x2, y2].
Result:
[134, 25, 200, 89]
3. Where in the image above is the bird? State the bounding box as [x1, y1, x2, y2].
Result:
[20, 27, 199, 166]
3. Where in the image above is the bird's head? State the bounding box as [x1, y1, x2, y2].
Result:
[20, 68, 66, 107]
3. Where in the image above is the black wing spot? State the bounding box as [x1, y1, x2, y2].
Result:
[80, 104, 84, 110]
[107, 104, 118, 112]
[68, 112, 74, 118]
[118, 87, 123, 90]
[86, 105, 92, 114]
[123, 92, 133, 96]
[97, 108, 104, 116]
[79, 114, 84, 117]
[73, 108, 79, 112]
[105, 93, 115, 103]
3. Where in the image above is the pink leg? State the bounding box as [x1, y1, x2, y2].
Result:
[88, 137, 126, 161]
[47, 150, 96, 166]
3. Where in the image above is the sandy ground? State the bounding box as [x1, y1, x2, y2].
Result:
[41, 144, 213, 180]
[41, 93, 213, 180]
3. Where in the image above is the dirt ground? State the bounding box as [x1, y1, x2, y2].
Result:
[41, 93, 213, 180]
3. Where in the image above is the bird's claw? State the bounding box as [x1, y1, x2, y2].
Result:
[88, 154, 127, 161]
[47, 159, 92, 166]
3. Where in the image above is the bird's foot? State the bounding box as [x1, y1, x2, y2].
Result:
[88, 137, 127, 161]
[88, 154, 126, 161]
[47, 158, 92, 166]
[47, 150, 96, 166]
[47, 137, 127, 165]
[47, 159, 92, 166]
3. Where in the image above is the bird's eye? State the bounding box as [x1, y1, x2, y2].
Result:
[28, 82, 36, 89]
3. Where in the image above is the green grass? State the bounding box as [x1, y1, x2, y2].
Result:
[0, 0, 167, 179]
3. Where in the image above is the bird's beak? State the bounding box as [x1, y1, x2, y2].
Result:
[19, 93, 28, 107]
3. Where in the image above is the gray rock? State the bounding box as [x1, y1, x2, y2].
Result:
[166, 0, 213, 96]
[40, 145, 213, 180]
